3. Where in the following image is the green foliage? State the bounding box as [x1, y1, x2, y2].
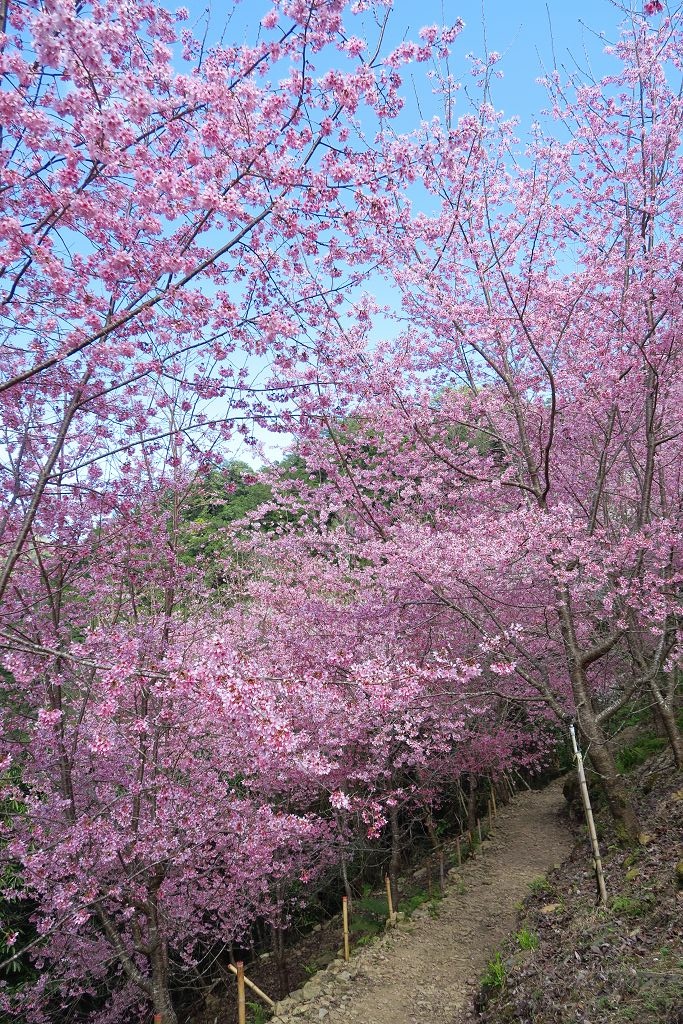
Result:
[605, 701, 652, 738]
[178, 461, 272, 576]
[353, 892, 388, 918]
[515, 928, 540, 951]
[402, 891, 435, 915]
[609, 702, 683, 774]
[347, 893, 386, 944]
[387, 889, 444, 921]
[615, 735, 667, 774]
[482, 952, 506, 989]
[247, 1000, 272, 1024]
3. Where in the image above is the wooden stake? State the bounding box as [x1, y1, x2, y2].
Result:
[385, 874, 395, 924]
[468, 829, 473, 853]
[342, 895, 350, 961]
[477, 818, 482, 844]
[456, 835, 462, 866]
[438, 850, 445, 893]
[570, 724, 607, 906]
[487, 798, 493, 830]
[491, 786, 497, 816]
[227, 963, 275, 1008]
[236, 962, 246, 1024]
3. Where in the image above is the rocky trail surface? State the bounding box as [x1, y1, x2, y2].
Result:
[270, 779, 574, 1024]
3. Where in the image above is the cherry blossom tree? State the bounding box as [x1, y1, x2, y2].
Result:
[3, 2, 683, 1021]
[0, 0, 453, 630]
[0, 2, 473, 1019]
[256, 5, 683, 841]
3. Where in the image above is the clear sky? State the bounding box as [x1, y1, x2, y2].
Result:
[182, 0, 637, 464]
[385, 0, 622, 124]
[187, 0, 632, 131]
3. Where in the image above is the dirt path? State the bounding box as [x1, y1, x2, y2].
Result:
[271, 778, 573, 1024]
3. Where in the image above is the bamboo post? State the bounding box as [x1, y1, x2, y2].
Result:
[569, 724, 607, 906]
[456, 835, 462, 866]
[438, 850, 445, 893]
[236, 962, 246, 1024]
[487, 798, 493, 830]
[385, 874, 395, 924]
[477, 818, 482, 844]
[342, 895, 350, 960]
[491, 786, 497, 816]
[227, 964, 275, 1009]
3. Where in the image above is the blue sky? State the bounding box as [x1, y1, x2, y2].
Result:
[180, 0, 637, 464]
[386, 0, 621, 123]
[187, 0, 631, 131]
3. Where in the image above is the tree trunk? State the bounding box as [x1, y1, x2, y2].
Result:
[556, 598, 641, 843]
[340, 852, 353, 910]
[150, 941, 178, 1024]
[652, 690, 683, 770]
[271, 923, 289, 999]
[423, 809, 444, 894]
[388, 805, 401, 911]
[579, 708, 640, 844]
[423, 809, 441, 851]
[651, 703, 668, 737]
[467, 774, 478, 833]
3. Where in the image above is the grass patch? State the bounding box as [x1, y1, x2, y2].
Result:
[515, 927, 539, 950]
[481, 951, 506, 989]
[610, 895, 652, 918]
[528, 877, 552, 896]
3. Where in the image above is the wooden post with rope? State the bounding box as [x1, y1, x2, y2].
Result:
[385, 874, 396, 924]
[569, 723, 607, 906]
[236, 962, 246, 1024]
[342, 895, 350, 960]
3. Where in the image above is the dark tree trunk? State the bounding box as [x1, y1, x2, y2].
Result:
[557, 599, 641, 844]
[654, 694, 683, 770]
[388, 805, 401, 911]
[271, 923, 289, 998]
[467, 774, 478, 833]
[150, 940, 177, 1024]
[580, 707, 640, 844]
